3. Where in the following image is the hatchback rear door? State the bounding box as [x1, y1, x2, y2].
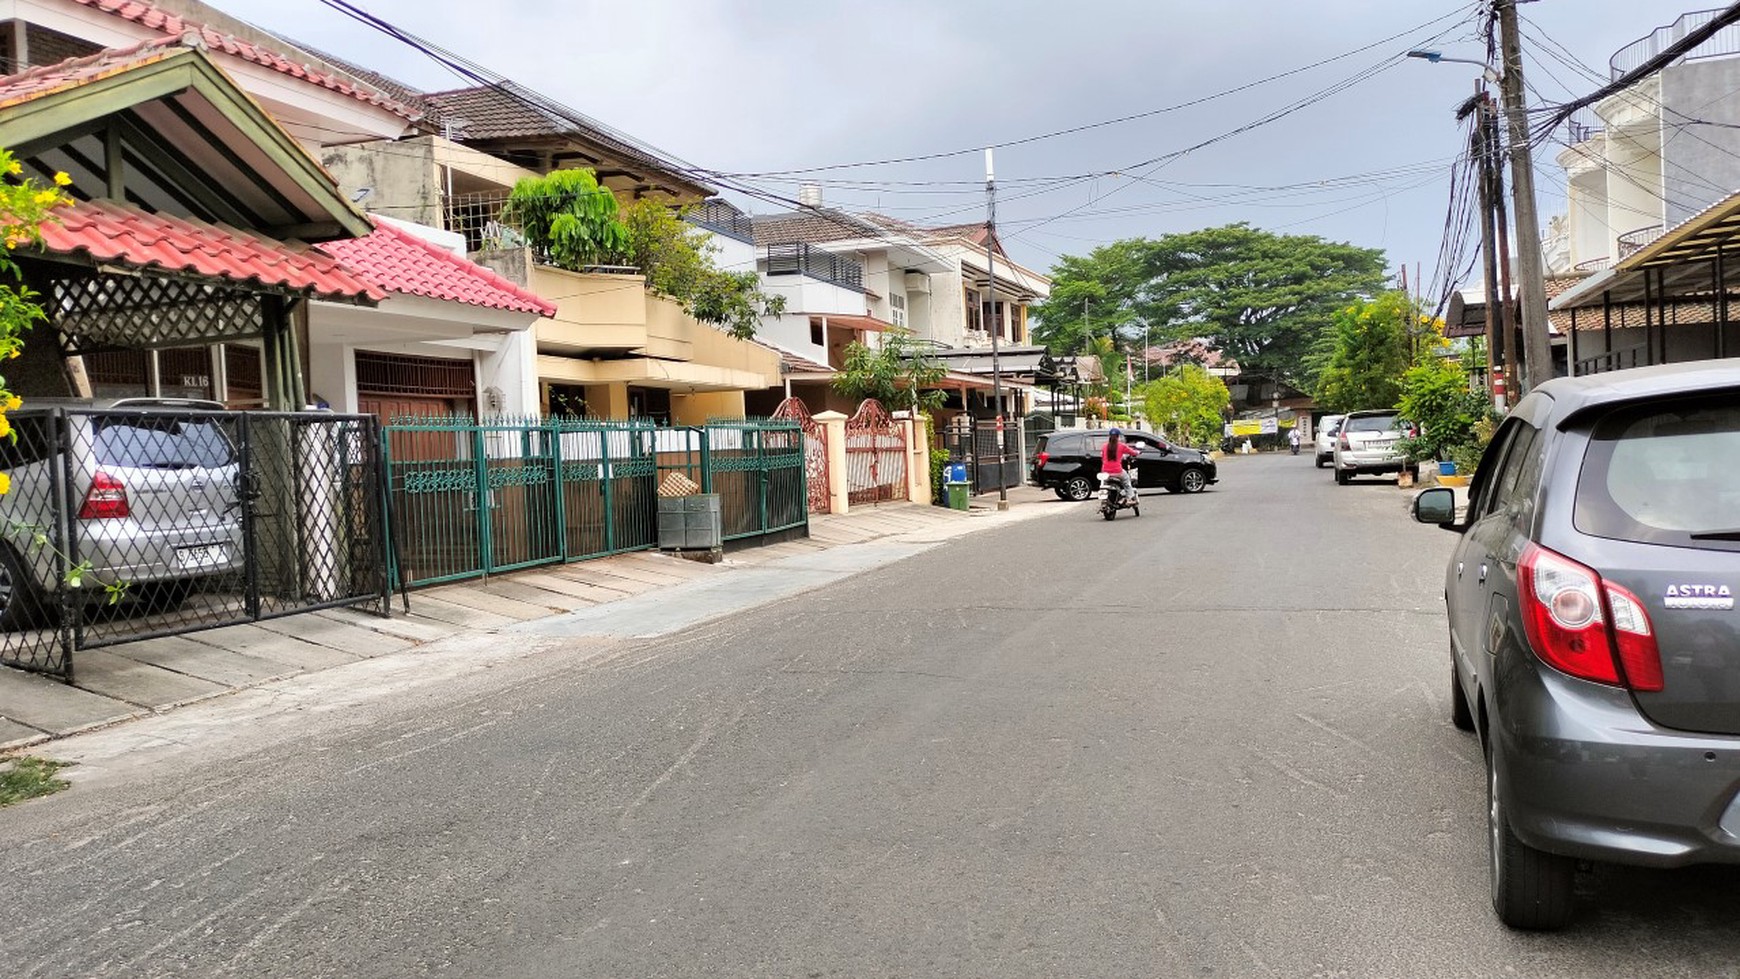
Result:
[91, 413, 238, 534]
[1569, 393, 1740, 735]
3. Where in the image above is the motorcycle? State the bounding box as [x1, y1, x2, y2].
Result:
[1289, 436, 1301, 456]
[1098, 471, 1139, 520]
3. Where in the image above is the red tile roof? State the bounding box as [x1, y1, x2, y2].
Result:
[318, 220, 555, 317]
[0, 36, 183, 109]
[41, 199, 385, 303]
[69, 0, 420, 119]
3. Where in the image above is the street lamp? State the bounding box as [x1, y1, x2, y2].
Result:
[1405, 49, 1501, 84]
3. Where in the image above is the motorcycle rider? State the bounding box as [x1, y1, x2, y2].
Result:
[1102, 428, 1140, 505]
[1288, 426, 1301, 455]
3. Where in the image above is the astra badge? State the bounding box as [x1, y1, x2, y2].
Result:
[1664, 584, 1734, 610]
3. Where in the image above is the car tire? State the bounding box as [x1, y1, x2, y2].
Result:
[0, 543, 44, 632]
[1053, 488, 1070, 501]
[137, 580, 194, 614]
[1314, 454, 1327, 469]
[1451, 665, 1475, 732]
[1487, 736, 1575, 930]
[1177, 467, 1208, 494]
[1062, 476, 1095, 502]
[1335, 469, 1350, 486]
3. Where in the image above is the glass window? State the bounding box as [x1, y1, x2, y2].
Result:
[1344, 413, 1400, 433]
[93, 416, 234, 470]
[1575, 394, 1740, 551]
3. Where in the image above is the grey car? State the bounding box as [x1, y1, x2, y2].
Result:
[1412, 361, 1740, 930]
[0, 398, 243, 628]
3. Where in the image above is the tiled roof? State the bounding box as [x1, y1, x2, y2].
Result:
[0, 35, 183, 109]
[318, 220, 555, 317]
[755, 341, 832, 375]
[752, 208, 885, 246]
[69, 0, 420, 119]
[41, 198, 386, 303]
[288, 41, 434, 120]
[421, 83, 708, 193]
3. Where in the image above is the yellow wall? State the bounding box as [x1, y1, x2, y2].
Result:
[531, 267, 649, 353]
[583, 382, 630, 418]
[672, 391, 745, 424]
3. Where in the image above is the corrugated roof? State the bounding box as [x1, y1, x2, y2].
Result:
[69, 0, 420, 119]
[318, 220, 554, 316]
[41, 198, 385, 303]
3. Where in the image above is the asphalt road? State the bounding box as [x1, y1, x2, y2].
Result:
[6, 454, 1740, 978]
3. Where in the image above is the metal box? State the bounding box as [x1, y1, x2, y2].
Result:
[658, 494, 721, 549]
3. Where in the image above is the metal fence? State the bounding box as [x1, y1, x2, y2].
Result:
[382, 416, 808, 588]
[844, 400, 908, 505]
[765, 243, 865, 292]
[0, 407, 390, 681]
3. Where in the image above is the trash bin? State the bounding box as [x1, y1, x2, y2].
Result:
[946, 481, 971, 511]
[1438, 460, 1457, 476]
[946, 461, 968, 484]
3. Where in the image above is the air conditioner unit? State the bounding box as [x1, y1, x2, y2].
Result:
[904, 271, 931, 294]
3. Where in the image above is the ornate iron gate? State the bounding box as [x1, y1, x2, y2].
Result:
[844, 399, 908, 505]
[0, 407, 391, 682]
[771, 397, 830, 514]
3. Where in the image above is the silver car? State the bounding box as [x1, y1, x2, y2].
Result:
[1332, 409, 1412, 485]
[1413, 361, 1740, 930]
[1313, 414, 1345, 468]
[0, 398, 243, 628]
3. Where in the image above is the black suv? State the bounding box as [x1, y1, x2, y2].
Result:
[1031, 429, 1218, 501]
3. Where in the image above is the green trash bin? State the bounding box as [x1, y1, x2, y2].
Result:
[946, 481, 970, 511]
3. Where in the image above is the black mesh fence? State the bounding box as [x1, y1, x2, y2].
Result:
[0, 407, 391, 681]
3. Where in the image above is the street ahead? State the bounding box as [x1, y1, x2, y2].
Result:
[7, 454, 1740, 978]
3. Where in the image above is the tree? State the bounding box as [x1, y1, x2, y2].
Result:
[505, 168, 627, 269]
[1030, 224, 1387, 388]
[1312, 291, 1417, 414]
[832, 329, 946, 413]
[1141, 365, 1231, 447]
[0, 147, 72, 495]
[1396, 348, 1494, 463]
[617, 200, 784, 340]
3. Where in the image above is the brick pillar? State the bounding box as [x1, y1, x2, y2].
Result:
[815, 410, 849, 515]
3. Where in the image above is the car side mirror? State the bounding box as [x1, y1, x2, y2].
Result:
[1412, 487, 1459, 529]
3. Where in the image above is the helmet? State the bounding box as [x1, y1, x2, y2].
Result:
[1108, 427, 1122, 436]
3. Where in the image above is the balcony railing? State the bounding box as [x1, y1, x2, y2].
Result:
[1574, 256, 1612, 273]
[1617, 224, 1667, 259]
[1576, 343, 1648, 376]
[1611, 9, 1740, 80]
[764, 243, 864, 291]
[687, 199, 755, 244]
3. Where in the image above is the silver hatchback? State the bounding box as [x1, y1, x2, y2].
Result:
[0, 399, 243, 628]
[1413, 362, 1740, 930]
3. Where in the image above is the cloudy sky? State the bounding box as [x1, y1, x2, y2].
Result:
[222, 0, 1695, 300]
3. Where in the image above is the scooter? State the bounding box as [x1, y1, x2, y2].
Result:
[1098, 471, 1139, 520]
[1290, 438, 1301, 456]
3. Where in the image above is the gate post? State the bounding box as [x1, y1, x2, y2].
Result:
[815, 410, 849, 515]
[894, 411, 923, 504]
[909, 412, 932, 503]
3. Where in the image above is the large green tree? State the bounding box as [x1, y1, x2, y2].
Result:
[1031, 224, 1387, 387]
[1141, 365, 1231, 447]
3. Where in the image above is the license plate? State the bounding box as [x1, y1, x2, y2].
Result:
[174, 543, 230, 571]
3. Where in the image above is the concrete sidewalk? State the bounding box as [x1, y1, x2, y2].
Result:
[0, 492, 1053, 750]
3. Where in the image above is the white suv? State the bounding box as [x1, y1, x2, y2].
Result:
[1331, 410, 1413, 485]
[1313, 414, 1344, 468]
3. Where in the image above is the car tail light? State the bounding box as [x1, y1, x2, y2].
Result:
[1604, 582, 1663, 691]
[1518, 543, 1664, 691]
[79, 471, 130, 520]
[1036, 451, 1049, 467]
[1339, 434, 1350, 450]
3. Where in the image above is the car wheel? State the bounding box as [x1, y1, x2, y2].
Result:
[1314, 454, 1327, 469]
[1451, 664, 1475, 732]
[0, 543, 44, 632]
[137, 580, 194, 614]
[1062, 476, 1094, 501]
[1177, 467, 1208, 494]
[1335, 469, 1350, 486]
[1053, 488, 1070, 501]
[1487, 735, 1575, 930]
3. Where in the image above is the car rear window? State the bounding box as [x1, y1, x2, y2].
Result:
[94, 417, 235, 470]
[1574, 394, 1740, 552]
[1344, 414, 1399, 433]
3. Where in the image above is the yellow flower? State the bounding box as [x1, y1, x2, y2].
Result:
[0, 472, 11, 495]
[0, 415, 12, 440]
[3, 395, 19, 411]
[53, 171, 71, 187]
[7, 348, 18, 359]
[33, 189, 58, 205]
[5, 160, 19, 176]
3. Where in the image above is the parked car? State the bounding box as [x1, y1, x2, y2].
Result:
[0, 398, 243, 629]
[1331, 409, 1414, 485]
[1313, 414, 1345, 468]
[1031, 429, 1218, 501]
[1411, 361, 1740, 930]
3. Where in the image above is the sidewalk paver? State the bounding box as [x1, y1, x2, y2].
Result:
[417, 586, 554, 621]
[68, 650, 230, 710]
[314, 607, 459, 644]
[0, 718, 44, 749]
[0, 670, 139, 736]
[110, 635, 300, 688]
[253, 613, 419, 656]
[397, 594, 521, 629]
[188, 625, 363, 672]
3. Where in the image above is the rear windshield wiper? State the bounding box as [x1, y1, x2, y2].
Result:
[1689, 528, 1740, 541]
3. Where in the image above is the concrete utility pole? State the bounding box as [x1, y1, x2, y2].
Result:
[985, 148, 1008, 511]
[1495, 0, 1555, 391]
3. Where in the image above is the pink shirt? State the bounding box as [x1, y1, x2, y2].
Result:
[1101, 441, 1140, 475]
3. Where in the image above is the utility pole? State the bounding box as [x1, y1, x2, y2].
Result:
[1495, 0, 1555, 391]
[985, 148, 1008, 511]
[1471, 83, 1503, 412]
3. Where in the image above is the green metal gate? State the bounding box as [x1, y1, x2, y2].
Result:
[382, 416, 804, 588]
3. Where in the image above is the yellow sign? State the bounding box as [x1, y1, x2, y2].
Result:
[1228, 419, 1264, 436]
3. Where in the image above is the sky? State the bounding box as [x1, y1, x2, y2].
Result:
[215, 0, 1701, 303]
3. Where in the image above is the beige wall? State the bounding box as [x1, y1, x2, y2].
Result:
[672, 391, 746, 424]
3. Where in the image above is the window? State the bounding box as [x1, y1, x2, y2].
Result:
[1493, 425, 1543, 532]
[965, 289, 982, 332]
[1574, 394, 1740, 551]
[810, 319, 824, 346]
[889, 293, 907, 329]
[93, 417, 235, 470]
[1344, 413, 1400, 433]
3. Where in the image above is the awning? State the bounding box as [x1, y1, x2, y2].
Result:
[40, 199, 384, 303]
[814, 313, 893, 333]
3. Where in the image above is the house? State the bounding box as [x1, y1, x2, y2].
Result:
[0, 0, 554, 415]
[316, 74, 781, 423]
[1551, 9, 1740, 275]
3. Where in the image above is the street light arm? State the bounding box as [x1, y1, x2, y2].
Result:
[1406, 49, 1502, 83]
